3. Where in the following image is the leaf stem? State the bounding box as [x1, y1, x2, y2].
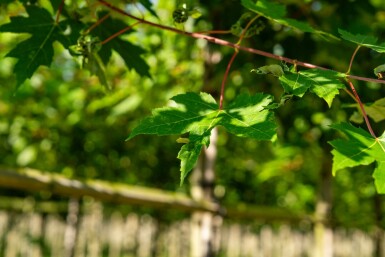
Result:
[219, 15, 259, 109]
[237, 15, 260, 44]
[84, 13, 110, 34]
[220, 50, 238, 109]
[55, 0, 65, 24]
[101, 21, 141, 45]
[97, 0, 385, 86]
[346, 79, 376, 138]
[346, 45, 361, 75]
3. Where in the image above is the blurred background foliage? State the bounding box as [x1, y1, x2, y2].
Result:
[0, 0, 385, 230]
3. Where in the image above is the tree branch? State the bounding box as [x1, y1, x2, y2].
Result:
[97, 0, 385, 85]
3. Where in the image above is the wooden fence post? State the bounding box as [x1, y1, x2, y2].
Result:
[64, 198, 80, 257]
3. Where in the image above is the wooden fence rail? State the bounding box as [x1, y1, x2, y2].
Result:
[0, 167, 307, 222]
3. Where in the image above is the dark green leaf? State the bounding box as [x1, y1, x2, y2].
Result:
[276, 18, 316, 33]
[241, 0, 336, 39]
[338, 29, 385, 53]
[1, 0, 17, 5]
[138, 0, 159, 18]
[91, 13, 151, 78]
[279, 69, 346, 107]
[241, 0, 286, 20]
[0, 6, 73, 88]
[329, 123, 385, 193]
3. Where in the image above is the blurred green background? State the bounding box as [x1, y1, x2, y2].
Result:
[0, 0, 385, 231]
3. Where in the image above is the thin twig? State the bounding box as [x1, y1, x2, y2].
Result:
[101, 21, 141, 44]
[346, 45, 361, 74]
[237, 15, 260, 44]
[220, 51, 238, 109]
[85, 13, 110, 34]
[346, 79, 376, 138]
[55, 0, 65, 24]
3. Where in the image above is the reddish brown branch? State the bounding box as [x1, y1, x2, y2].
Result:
[85, 13, 110, 34]
[195, 30, 232, 35]
[101, 21, 141, 44]
[220, 51, 238, 109]
[219, 15, 259, 109]
[346, 79, 376, 138]
[55, 0, 65, 24]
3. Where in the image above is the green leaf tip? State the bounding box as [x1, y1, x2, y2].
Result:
[329, 123, 385, 193]
[178, 133, 211, 186]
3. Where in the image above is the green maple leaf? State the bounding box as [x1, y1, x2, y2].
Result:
[329, 123, 385, 193]
[0, 5, 72, 88]
[241, 0, 336, 39]
[128, 92, 276, 140]
[279, 69, 346, 107]
[128, 92, 277, 183]
[338, 29, 385, 53]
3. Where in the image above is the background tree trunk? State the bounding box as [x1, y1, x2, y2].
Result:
[190, 128, 222, 257]
[314, 154, 333, 257]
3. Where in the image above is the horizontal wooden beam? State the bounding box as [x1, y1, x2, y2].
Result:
[0, 167, 308, 221]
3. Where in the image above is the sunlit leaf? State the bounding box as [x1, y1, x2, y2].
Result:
[128, 92, 276, 140]
[279, 69, 346, 107]
[329, 123, 385, 193]
[128, 92, 277, 183]
[127, 92, 219, 138]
